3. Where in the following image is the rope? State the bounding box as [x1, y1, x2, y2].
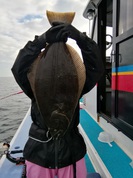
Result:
[29, 136, 53, 143]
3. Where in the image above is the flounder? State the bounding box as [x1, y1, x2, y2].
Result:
[28, 11, 86, 137]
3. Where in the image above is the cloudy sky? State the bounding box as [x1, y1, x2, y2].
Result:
[0, 0, 89, 77]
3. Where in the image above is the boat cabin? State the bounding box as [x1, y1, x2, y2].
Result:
[81, 1, 133, 176]
[83, 0, 133, 142]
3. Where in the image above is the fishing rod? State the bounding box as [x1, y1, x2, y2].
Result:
[0, 91, 23, 100]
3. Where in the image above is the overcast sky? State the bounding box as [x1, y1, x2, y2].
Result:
[0, 0, 89, 77]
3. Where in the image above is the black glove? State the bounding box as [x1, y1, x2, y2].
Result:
[37, 23, 68, 46]
[46, 23, 68, 44]
[50, 23, 82, 42]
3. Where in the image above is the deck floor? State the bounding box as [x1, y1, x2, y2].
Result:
[80, 109, 133, 178]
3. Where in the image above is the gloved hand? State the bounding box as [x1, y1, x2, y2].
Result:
[37, 23, 67, 46]
[46, 23, 68, 44]
[50, 22, 82, 42]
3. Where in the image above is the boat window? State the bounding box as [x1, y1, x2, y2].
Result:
[106, 27, 113, 57]
[104, 26, 113, 117]
[119, 0, 133, 35]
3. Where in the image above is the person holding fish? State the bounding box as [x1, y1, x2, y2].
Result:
[12, 11, 104, 178]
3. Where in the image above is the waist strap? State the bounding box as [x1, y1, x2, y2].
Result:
[29, 133, 52, 143]
[29, 122, 79, 142]
[29, 123, 52, 142]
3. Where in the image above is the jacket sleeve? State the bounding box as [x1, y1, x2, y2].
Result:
[77, 33, 104, 96]
[11, 36, 46, 99]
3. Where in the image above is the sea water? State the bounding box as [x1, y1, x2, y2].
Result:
[0, 77, 30, 153]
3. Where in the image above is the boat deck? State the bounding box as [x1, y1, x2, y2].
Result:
[80, 109, 133, 178]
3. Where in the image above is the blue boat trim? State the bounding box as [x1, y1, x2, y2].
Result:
[112, 65, 133, 73]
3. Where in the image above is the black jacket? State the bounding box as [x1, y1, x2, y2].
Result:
[11, 33, 104, 169]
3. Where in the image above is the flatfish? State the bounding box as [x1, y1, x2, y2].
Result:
[28, 11, 86, 137]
